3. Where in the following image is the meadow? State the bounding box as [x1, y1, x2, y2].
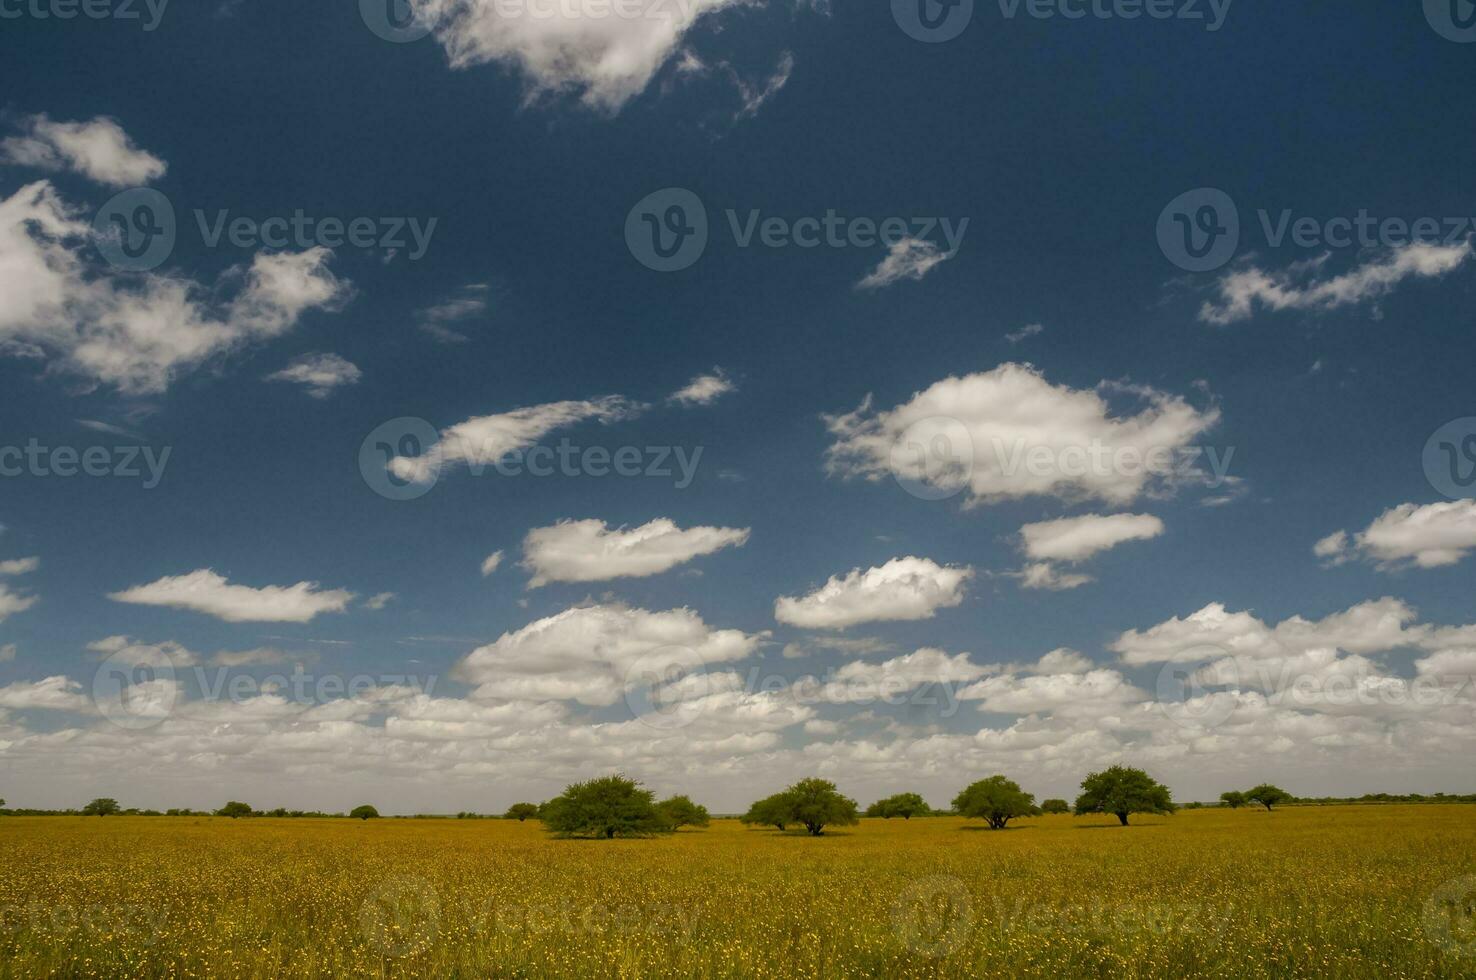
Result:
[0, 805, 1473, 978]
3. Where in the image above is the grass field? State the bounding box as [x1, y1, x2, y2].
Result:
[1, 805, 1473, 978]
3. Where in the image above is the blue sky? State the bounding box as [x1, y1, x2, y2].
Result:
[1, 0, 1474, 813]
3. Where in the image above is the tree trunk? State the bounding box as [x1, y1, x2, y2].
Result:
[1117, 812, 1129, 826]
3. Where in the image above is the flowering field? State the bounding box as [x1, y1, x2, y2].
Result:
[1, 805, 1473, 978]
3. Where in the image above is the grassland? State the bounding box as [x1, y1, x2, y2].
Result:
[1, 805, 1473, 978]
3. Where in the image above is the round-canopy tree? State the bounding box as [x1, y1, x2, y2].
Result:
[780, 778, 859, 837]
[540, 775, 669, 839]
[504, 803, 540, 822]
[82, 798, 121, 816]
[866, 793, 931, 819]
[1220, 791, 1247, 809]
[1073, 766, 1176, 826]
[1246, 784, 1293, 811]
[953, 775, 1037, 830]
[216, 801, 253, 819]
[1040, 798, 1070, 814]
[740, 794, 791, 831]
[350, 805, 380, 820]
[657, 795, 710, 830]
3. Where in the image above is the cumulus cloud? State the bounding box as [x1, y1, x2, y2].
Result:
[669, 369, 734, 406]
[1020, 513, 1165, 562]
[775, 556, 972, 630]
[86, 635, 200, 668]
[1199, 243, 1472, 325]
[265, 352, 361, 398]
[0, 182, 350, 394]
[855, 236, 954, 290]
[1317, 500, 1476, 570]
[959, 668, 1146, 715]
[0, 676, 92, 712]
[0, 584, 37, 624]
[0, 556, 39, 576]
[416, 0, 738, 111]
[1018, 562, 1094, 591]
[454, 601, 764, 705]
[825, 363, 1220, 507]
[481, 550, 504, 577]
[107, 569, 355, 623]
[387, 396, 641, 484]
[363, 592, 396, 611]
[1, 115, 166, 187]
[522, 518, 749, 587]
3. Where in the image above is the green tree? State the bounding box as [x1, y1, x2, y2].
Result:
[1073, 766, 1176, 826]
[82, 798, 121, 816]
[740, 793, 791, 831]
[1220, 791, 1247, 809]
[866, 792, 931, 819]
[780, 778, 859, 837]
[350, 805, 380, 820]
[656, 795, 710, 830]
[215, 801, 253, 819]
[541, 775, 669, 839]
[1040, 798, 1070, 814]
[953, 775, 1038, 830]
[1246, 784, 1293, 812]
[504, 803, 540, 822]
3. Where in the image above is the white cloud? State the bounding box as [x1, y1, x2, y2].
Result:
[829, 647, 991, 690]
[522, 517, 749, 587]
[855, 236, 953, 290]
[387, 396, 641, 484]
[0, 556, 39, 576]
[454, 601, 764, 705]
[825, 363, 1220, 507]
[1034, 648, 1093, 673]
[86, 635, 200, 668]
[1317, 500, 1476, 570]
[417, 0, 738, 111]
[363, 592, 396, 611]
[959, 668, 1145, 715]
[1018, 562, 1093, 591]
[669, 369, 734, 406]
[1199, 243, 1472, 325]
[1020, 513, 1164, 562]
[775, 556, 972, 630]
[1, 115, 166, 187]
[0, 584, 37, 624]
[0, 676, 92, 712]
[1005, 323, 1043, 344]
[0, 182, 350, 394]
[481, 550, 504, 577]
[0, 643, 15, 663]
[417, 283, 488, 343]
[108, 569, 355, 623]
[265, 352, 361, 398]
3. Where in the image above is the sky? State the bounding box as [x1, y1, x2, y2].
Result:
[0, 0, 1474, 814]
